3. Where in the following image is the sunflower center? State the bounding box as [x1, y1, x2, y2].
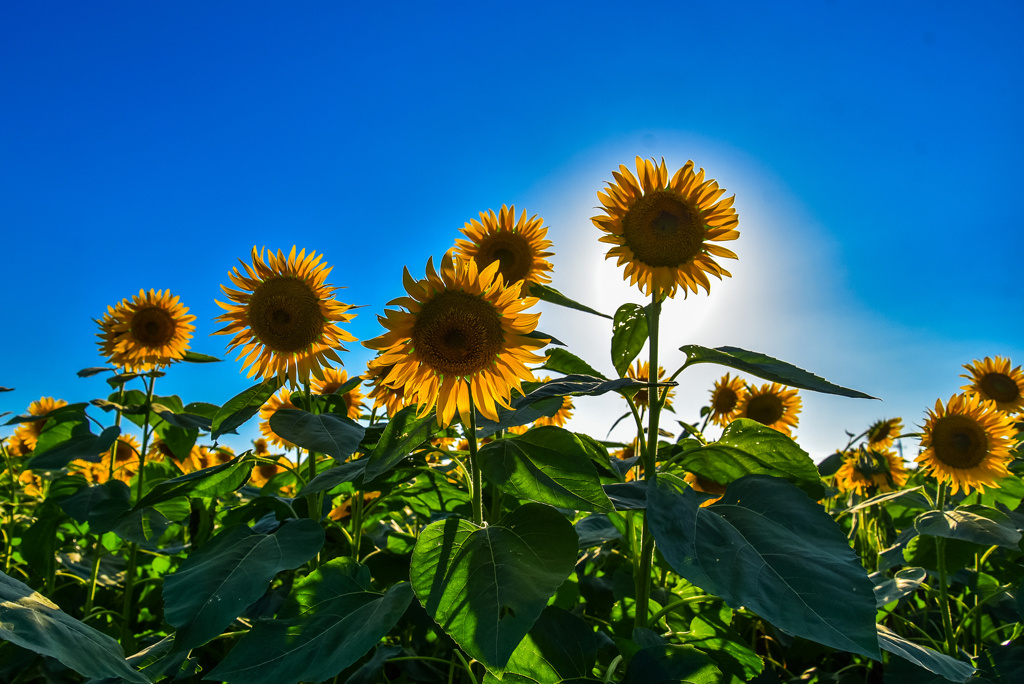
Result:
[114, 441, 137, 463]
[413, 291, 504, 377]
[622, 190, 705, 267]
[130, 307, 177, 348]
[931, 415, 989, 468]
[746, 394, 785, 426]
[476, 233, 532, 284]
[247, 276, 325, 353]
[713, 388, 738, 413]
[980, 373, 1020, 403]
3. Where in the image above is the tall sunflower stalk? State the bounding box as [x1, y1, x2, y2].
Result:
[635, 295, 663, 628]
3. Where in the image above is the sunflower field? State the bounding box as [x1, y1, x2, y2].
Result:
[2, 157, 1022, 683]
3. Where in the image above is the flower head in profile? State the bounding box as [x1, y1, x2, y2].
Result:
[311, 367, 365, 420]
[626, 361, 674, 409]
[363, 357, 410, 418]
[363, 250, 547, 426]
[592, 157, 739, 299]
[708, 374, 747, 427]
[454, 205, 554, 294]
[259, 388, 299, 449]
[737, 383, 801, 436]
[866, 417, 903, 451]
[916, 393, 1016, 495]
[835, 448, 908, 496]
[215, 246, 357, 386]
[98, 289, 196, 371]
[14, 397, 68, 450]
[961, 356, 1024, 414]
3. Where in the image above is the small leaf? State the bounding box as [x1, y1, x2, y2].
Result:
[540, 348, 609, 380]
[362, 405, 439, 482]
[410, 504, 578, 669]
[529, 282, 612, 319]
[680, 345, 877, 399]
[611, 304, 649, 377]
[914, 507, 1022, 549]
[475, 396, 563, 439]
[515, 374, 662, 409]
[0, 386, 13, 392]
[871, 567, 927, 607]
[842, 487, 928, 517]
[576, 514, 623, 548]
[207, 559, 413, 684]
[163, 519, 325, 650]
[877, 624, 975, 682]
[211, 378, 281, 439]
[298, 460, 368, 496]
[0, 570, 148, 682]
[150, 406, 212, 431]
[180, 351, 222, 363]
[527, 329, 566, 346]
[269, 409, 365, 462]
[27, 409, 120, 470]
[313, 374, 362, 397]
[477, 426, 614, 512]
[77, 366, 113, 377]
[134, 457, 252, 511]
[59, 479, 133, 533]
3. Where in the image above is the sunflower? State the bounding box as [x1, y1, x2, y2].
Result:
[311, 368, 365, 420]
[916, 393, 1016, 495]
[363, 357, 410, 418]
[17, 470, 44, 498]
[75, 434, 143, 484]
[14, 397, 68, 450]
[708, 373, 747, 427]
[249, 452, 295, 489]
[99, 289, 196, 371]
[532, 376, 575, 428]
[215, 246, 358, 386]
[592, 157, 739, 299]
[961, 357, 1024, 414]
[835, 448, 908, 496]
[625, 361, 674, 409]
[363, 251, 547, 427]
[259, 388, 299, 449]
[4, 432, 32, 459]
[684, 471, 728, 507]
[737, 383, 801, 436]
[866, 417, 903, 451]
[454, 205, 554, 294]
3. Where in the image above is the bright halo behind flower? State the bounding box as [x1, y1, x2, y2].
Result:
[311, 367, 365, 420]
[215, 246, 357, 386]
[454, 205, 554, 294]
[866, 417, 903, 451]
[592, 157, 739, 299]
[100, 289, 196, 371]
[961, 356, 1024, 414]
[626, 361, 674, 409]
[363, 250, 547, 427]
[709, 373, 747, 427]
[916, 393, 1016, 495]
[737, 382, 801, 436]
[835, 448, 908, 496]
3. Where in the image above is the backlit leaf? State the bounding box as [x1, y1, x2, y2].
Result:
[611, 303, 649, 377]
[211, 378, 280, 439]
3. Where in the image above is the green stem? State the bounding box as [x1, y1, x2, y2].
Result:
[934, 484, 957, 657]
[83, 538, 104, 617]
[134, 375, 156, 502]
[635, 294, 662, 629]
[119, 542, 139, 648]
[107, 384, 125, 482]
[466, 395, 483, 526]
[1, 441, 17, 573]
[351, 492, 364, 560]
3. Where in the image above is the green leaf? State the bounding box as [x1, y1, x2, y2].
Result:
[842, 487, 928, 517]
[679, 345, 877, 399]
[211, 378, 281, 439]
[27, 412, 120, 470]
[516, 374, 656, 408]
[362, 405, 438, 482]
[22, 500, 62, 588]
[133, 457, 252, 511]
[163, 518, 325, 650]
[611, 304, 649, 377]
[622, 644, 721, 684]
[399, 469, 472, 520]
[476, 396, 564, 439]
[151, 405, 212, 431]
[180, 351, 222, 363]
[207, 559, 414, 684]
[575, 514, 623, 548]
[677, 418, 825, 498]
[872, 567, 926, 607]
[541, 348, 609, 380]
[0, 570, 148, 682]
[648, 474, 880, 659]
[410, 504, 578, 670]
[914, 507, 1022, 549]
[481, 607, 599, 683]
[477, 426, 614, 512]
[59, 479, 132, 533]
[603, 482, 647, 510]
[297, 459, 367, 496]
[529, 282, 612, 319]
[269, 409, 365, 462]
[877, 624, 976, 682]
[686, 612, 764, 683]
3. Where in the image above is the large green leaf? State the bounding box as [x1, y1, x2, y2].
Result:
[647, 474, 880, 659]
[269, 409, 365, 462]
[362, 405, 438, 482]
[515, 375, 657, 408]
[686, 612, 764, 683]
[679, 345, 876, 399]
[163, 518, 325, 650]
[133, 456, 252, 511]
[877, 625, 976, 682]
[297, 459, 367, 496]
[872, 567, 927, 607]
[481, 607, 599, 683]
[529, 282, 611, 319]
[207, 559, 413, 684]
[27, 405, 120, 470]
[914, 507, 1022, 549]
[677, 418, 825, 498]
[540, 348, 608, 380]
[211, 378, 280, 439]
[477, 426, 613, 512]
[611, 303, 649, 377]
[0, 570, 148, 683]
[410, 504, 578, 670]
[621, 644, 721, 684]
[58, 479, 132, 533]
[476, 396, 564, 438]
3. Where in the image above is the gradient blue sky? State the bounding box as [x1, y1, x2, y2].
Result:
[2, 1, 1021, 458]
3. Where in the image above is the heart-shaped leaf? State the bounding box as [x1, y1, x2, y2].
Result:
[611, 303, 649, 377]
[269, 409, 365, 462]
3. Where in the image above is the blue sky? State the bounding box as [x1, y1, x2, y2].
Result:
[2, 1, 1021, 459]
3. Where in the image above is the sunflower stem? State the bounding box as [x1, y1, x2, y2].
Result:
[1, 440, 18, 573]
[934, 484, 957, 657]
[635, 294, 662, 630]
[466, 395, 484, 527]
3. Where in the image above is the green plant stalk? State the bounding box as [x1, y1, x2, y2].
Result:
[1, 440, 17, 573]
[466, 394, 483, 526]
[107, 383, 126, 482]
[933, 484, 957, 657]
[83, 539, 105, 617]
[351, 491, 364, 560]
[634, 294, 662, 629]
